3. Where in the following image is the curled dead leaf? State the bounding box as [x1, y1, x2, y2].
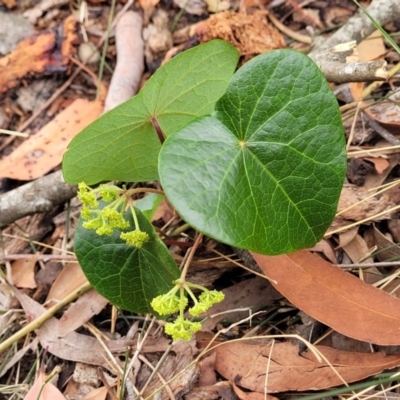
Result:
[251, 250, 400, 345]
[215, 341, 400, 392]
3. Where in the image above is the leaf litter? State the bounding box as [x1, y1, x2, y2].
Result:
[3, 0, 400, 399]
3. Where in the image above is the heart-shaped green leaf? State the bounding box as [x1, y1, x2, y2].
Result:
[63, 40, 239, 185]
[74, 206, 180, 313]
[159, 50, 346, 255]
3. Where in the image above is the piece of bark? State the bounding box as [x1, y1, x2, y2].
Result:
[103, 11, 144, 113]
[0, 170, 77, 229]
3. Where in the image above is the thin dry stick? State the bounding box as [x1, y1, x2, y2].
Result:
[335, 261, 400, 268]
[263, 339, 275, 400]
[335, 180, 399, 217]
[210, 247, 278, 284]
[0, 232, 75, 255]
[0, 129, 28, 138]
[84, 322, 125, 377]
[346, 101, 362, 151]
[326, 203, 400, 236]
[268, 11, 311, 44]
[0, 281, 92, 353]
[348, 144, 400, 155]
[0, 254, 77, 262]
[124, 316, 157, 397]
[138, 354, 175, 400]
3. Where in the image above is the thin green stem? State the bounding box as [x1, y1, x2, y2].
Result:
[179, 233, 203, 282]
[97, 0, 116, 96]
[129, 205, 140, 231]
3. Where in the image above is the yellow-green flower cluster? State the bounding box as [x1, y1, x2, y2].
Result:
[120, 230, 150, 247]
[165, 318, 202, 341]
[78, 182, 149, 248]
[151, 281, 225, 341]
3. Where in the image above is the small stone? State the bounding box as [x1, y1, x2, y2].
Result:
[78, 42, 101, 65]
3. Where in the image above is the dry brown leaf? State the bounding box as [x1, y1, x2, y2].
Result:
[57, 290, 108, 337]
[24, 368, 66, 400]
[214, 341, 400, 393]
[337, 227, 359, 248]
[308, 239, 337, 264]
[363, 154, 400, 193]
[251, 250, 400, 345]
[197, 353, 217, 386]
[341, 233, 373, 264]
[192, 11, 285, 60]
[0, 96, 104, 180]
[367, 91, 400, 135]
[357, 30, 386, 62]
[139, 0, 160, 23]
[349, 82, 365, 102]
[137, 340, 200, 398]
[46, 262, 88, 308]
[340, 233, 380, 285]
[11, 259, 37, 289]
[373, 225, 400, 262]
[0, 16, 76, 95]
[364, 157, 390, 174]
[330, 183, 394, 232]
[11, 286, 151, 368]
[201, 276, 281, 331]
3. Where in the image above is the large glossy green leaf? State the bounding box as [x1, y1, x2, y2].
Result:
[63, 40, 239, 185]
[74, 206, 180, 313]
[159, 50, 346, 255]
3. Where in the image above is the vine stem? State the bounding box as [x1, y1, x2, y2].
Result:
[179, 233, 203, 282]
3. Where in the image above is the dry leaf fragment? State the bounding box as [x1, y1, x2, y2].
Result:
[251, 250, 400, 345]
[0, 96, 104, 180]
[334, 183, 394, 223]
[11, 259, 37, 289]
[214, 341, 400, 393]
[364, 157, 390, 174]
[24, 368, 66, 400]
[373, 225, 400, 262]
[201, 276, 281, 331]
[357, 30, 386, 62]
[46, 262, 88, 308]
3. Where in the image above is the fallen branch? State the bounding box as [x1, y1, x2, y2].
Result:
[308, 0, 400, 83]
[0, 170, 77, 229]
[103, 11, 144, 113]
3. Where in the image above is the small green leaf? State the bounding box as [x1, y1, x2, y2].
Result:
[75, 206, 180, 313]
[135, 193, 165, 221]
[159, 50, 346, 255]
[63, 40, 239, 185]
